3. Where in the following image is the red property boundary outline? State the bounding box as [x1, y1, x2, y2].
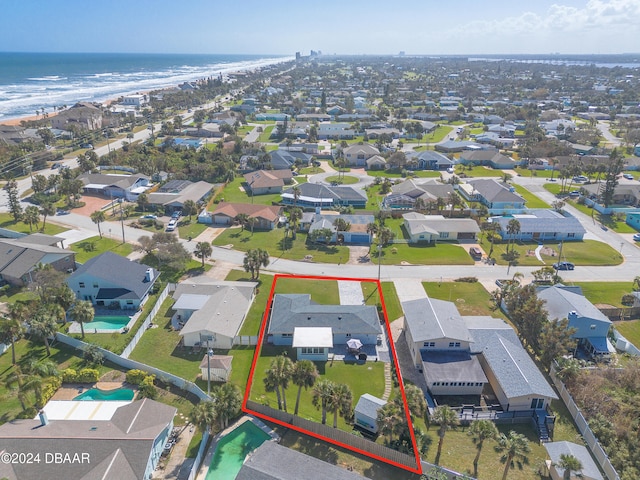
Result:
[241, 273, 422, 475]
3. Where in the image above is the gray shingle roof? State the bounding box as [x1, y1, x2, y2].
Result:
[544, 441, 604, 480]
[537, 286, 610, 324]
[0, 238, 74, 280]
[421, 351, 488, 383]
[402, 298, 472, 342]
[268, 294, 380, 336]
[491, 210, 586, 235]
[236, 442, 371, 480]
[354, 393, 386, 419]
[283, 183, 366, 203]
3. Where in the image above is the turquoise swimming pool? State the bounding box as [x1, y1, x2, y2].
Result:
[87, 315, 130, 331]
[205, 421, 271, 480]
[73, 388, 135, 401]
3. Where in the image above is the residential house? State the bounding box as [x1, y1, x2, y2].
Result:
[537, 285, 614, 359]
[300, 212, 375, 244]
[292, 327, 334, 361]
[281, 183, 367, 208]
[183, 123, 223, 138]
[256, 113, 290, 121]
[384, 179, 455, 210]
[354, 394, 387, 434]
[121, 94, 146, 107]
[267, 294, 381, 360]
[402, 213, 479, 243]
[244, 170, 293, 195]
[237, 441, 371, 480]
[342, 143, 380, 167]
[581, 183, 640, 207]
[317, 122, 355, 140]
[0, 398, 176, 480]
[490, 210, 586, 242]
[402, 298, 486, 396]
[458, 179, 526, 211]
[78, 172, 151, 201]
[200, 354, 233, 382]
[0, 125, 42, 145]
[544, 441, 604, 480]
[405, 150, 454, 170]
[435, 140, 485, 153]
[50, 102, 103, 131]
[626, 212, 640, 230]
[0, 235, 75, 286]
[459, 150, 520, 169]
[147, 180, 214, 214]
[268, 149, 313, 170]
[66, 251, 158, 309]
[296, 113, 331, 122]
[201, 203, 282, 230]
[364, 127, 400, 139]
[365, 155, 387, 170]
[174, 280, 256, 349]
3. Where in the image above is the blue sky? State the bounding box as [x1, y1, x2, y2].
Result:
[1, 0, 639, 55]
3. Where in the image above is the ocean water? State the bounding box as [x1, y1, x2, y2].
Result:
[0, 52, 293, 121]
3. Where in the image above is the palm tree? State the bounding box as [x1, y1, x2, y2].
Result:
[447, 192, 461, 218]
[90, 210, 106, 238]
[24, 206, 40, 232]
[68, 300, 95, 339]
[235, 213, 249, 232]
[633, 275, 640, 292]
[432, 405, 459, 465]
[183, 199, 197, 220]
[194, 241, 213, 267]
[243, 248, 270, 280]
[312, 379, 334, 425]
[28, 312, 58, 356]
[327, 382, 352, 428]
[40, 202, 56, 231]
[495, 430, 531, 480]
[403, 384, 427, 421]
[4, 303, 27, 364]
[189, 400, 217, 434]
[557, 453, 583, 480]
[5, 365, 33, 411]
[264, 355, 293, 411]
[291, 360, 318, 415]
[211, 383, 241, 430]
[468, 419, 499, 477]
[0, 317, 24, 365]
[288, 207, 302, 240]
[291, 185, 301, 207]
[506, 218, 521, 253]
[376, 401, 404, 442]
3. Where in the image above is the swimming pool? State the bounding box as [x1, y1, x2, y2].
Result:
[87, 315, 131, 331]
[205, 420, 271, 480]
[73, 388, 135, 401]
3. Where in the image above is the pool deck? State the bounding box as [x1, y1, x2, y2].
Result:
[51, 381, 137, 401]
[68, 309, 140, 334]
[195, 415, 280, 480]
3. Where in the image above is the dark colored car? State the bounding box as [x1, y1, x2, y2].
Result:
[553, 261, 575, 270]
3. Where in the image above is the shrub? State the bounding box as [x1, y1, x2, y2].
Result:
[76, 368, 100, 383]
[83, 344, 105, 366]
[39, 377, 62, 407]
[126, 369, 148, 385]
[455, 276, 478, 283]
[621, 294, 636, 306]
[62, 368, 77, 383]
[139, 375, 158, 399]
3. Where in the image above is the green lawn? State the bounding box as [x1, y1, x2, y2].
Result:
[0, 213, 68, 236]
[366, 184, 385, 210]
[224, 269, 273, 336]
[274, 277, 339, 304]
[366, 169, 441, 179]
[257, 125, 275, 143]
[375, 242, 475, 266]
[423, 281, 506, 319]
[615, 320, 640, 350]
[572, 282, 636, 307]
[216, 177, 282, 206]
[455, 166, 504, 178]
[478, 237, 623, 267]
[362, 281, 403, 322]
[543, 183, 564, 195]
[176, 219, 208, 239]
[423, 125, 453, 143]
[212, 227, 350, 264]
[71, 236, 134, 263]
[0, 285, 37, 304]
[325, 175, 359, 185]
[511, 184, 550, 209]
[299, 166, 324, 175]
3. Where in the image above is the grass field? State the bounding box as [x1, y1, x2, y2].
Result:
[176, 219, 208, 239]
[423, 281, 506, 318]
[325, 175, 359, 185]
[376, 242, 475, 266]
[257, 125, 275, 142]
[0, 213, 68, 236]
[216, 177, 282, 206]
[212, 227, 350, 264]
[71, 236, 134, 263]
[511, 184, 550, 209]
[615, 320, 640, 350]
[366, 170, 441, 179]
[455, 166, 504, 178]
[572, 281, 637, 307]
[362, 281, 403, 322]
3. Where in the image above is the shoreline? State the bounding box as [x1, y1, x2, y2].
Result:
[0, 55, 294, 127]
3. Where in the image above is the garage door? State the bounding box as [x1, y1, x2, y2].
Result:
[349, 234, 371, 244]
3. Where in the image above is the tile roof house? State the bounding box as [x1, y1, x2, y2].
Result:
[268, 294, 381, 361]
[300, 212, 375, 244]
[0, 398, 176, 480]
[78, 172, 151, 201]
[244, 170, 293, 195]
[459, 179, 526, 211]
[237, 441, 371, 480]
[147, 179, 214, 213]
[174, 280, 257, 349]
[537, 285, 614, 359]
[281, 183, 367, 208]
[0, 235, 75, 286]
[201, 202, 282, 230]
[66, 252, 158, 310]
[544, 441, 604, 480]
[490, 210, 586, 242]
[342, 143, 381, 167]
[402, 213, 479, 243]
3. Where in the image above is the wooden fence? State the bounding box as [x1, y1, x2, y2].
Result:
[598, 306, 640, 321]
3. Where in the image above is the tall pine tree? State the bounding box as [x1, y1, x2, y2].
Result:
[4, 179, 23, 222]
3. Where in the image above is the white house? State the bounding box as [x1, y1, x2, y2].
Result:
[292, 327, 333, 361]
[354, 394, 386, 434]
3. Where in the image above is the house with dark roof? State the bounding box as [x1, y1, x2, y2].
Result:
[173, 280, 257, 349]
[490, 210, 586, 242]
[0, 235, 75, 286]
[0, 398, 176, 480]
[405, 150, 454, 170]
[300, 212, 375, 244]
[147, 179, 214, 214]
[78, 172, 151, 201]
[342, 143, 381, 167]
[435, 140, 485, 153]
[581, 183, 640, 207]
[281, 183, 367, 208]
[201, 202, 282, 230]
[537, 285, 614, 359]
[459, 179, 525, 211]
[66, 252, 158, 309]
[459, 150, 520, 169]
[268, 294, 381, 361]
[267, 149, 313, 170]
[244, 170, 293, 195]
[50, 102, 103, 131]
[384, 179, 455, 210]
[237, 441, 371, 480]
[402, 213, 479, 243]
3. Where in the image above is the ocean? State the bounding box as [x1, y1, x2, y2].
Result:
[0, 52, 293, 121]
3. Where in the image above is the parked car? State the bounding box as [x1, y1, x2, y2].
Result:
[573, 175, 588, 183]
[569, 191, 581, 198]
[56, 209, 70, 215]
[80, 143, 93, 149]
[51, 162, 61, 169]
[633, 233, 640, 242]
[171, 211, 182, 219]
[469, 247, 482, 260]
[553, 261, 575, 271]
[623, 173, 635, 180]
[166, 219, 177, 232]
[141, 214, 157, 219]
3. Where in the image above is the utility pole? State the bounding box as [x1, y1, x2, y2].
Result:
[119, 201, 125, 244]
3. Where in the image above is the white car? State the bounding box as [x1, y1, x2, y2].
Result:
[166, 219, 177, 232]
[623, 173, 634, 180]
[633, 233, 640, 242]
